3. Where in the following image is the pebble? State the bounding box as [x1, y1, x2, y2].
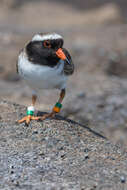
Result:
[120, 176, 126, 183]
[32, 129, 38, 134]
[84, 153, 89, 160]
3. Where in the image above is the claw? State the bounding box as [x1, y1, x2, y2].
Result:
[18, 115, 41, 125]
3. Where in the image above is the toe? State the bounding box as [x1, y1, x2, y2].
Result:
[41, 112, 56, 120]
[26, 115, 31, 125]
[31, 116, 41, 121]
[18, 116, 27, 123]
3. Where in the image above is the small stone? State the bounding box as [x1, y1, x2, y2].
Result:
[32, 129, 38, 134]
[84, 148, 90, 153]
[120, 176, 126, 183]
[38, 151, 45, 156]
[10, 170, 14, 174]
[15, 181, 20, 186]
[84, 153, 89, 160]
[33, 156, 37, 160]
[61, 154, 66, 159]
[58, 146, 64, 151]
[10, 165, 14, 169]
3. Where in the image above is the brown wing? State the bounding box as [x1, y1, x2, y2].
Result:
[62, 48, 74, 76]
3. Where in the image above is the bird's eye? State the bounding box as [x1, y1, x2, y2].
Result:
[43, 40, 51, 48]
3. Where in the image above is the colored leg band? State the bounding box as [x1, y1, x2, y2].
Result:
[26, 106, 35, 116]
[55, 102, 62, 108]
[27, 110, 34, 116]
[53, 102, 62, 113]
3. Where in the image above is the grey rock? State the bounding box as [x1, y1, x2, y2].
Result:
[0, 100, 127, 190]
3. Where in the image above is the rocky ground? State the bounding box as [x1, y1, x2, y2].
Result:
[1, 0, 127, 160]
[0, 100, 127, 190]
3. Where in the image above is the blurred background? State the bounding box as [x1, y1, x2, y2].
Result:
[1, 0, 127, 147]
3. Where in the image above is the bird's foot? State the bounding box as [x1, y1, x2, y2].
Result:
[18, 112, 56, 125]
[18, 106, 40, 125]
[18, 115, 40, 125]
[38, 102, 62, 121]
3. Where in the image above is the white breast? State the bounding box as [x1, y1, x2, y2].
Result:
[18, 51, 67, 90]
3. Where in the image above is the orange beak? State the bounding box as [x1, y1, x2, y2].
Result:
[56, 48, 66, 60]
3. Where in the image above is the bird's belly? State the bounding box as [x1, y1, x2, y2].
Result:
[26, 68, 67, 89]
[18, 53, 67, 89]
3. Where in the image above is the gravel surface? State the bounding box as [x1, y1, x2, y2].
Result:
[0, 100, 127, 190]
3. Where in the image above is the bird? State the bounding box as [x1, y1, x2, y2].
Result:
[17, 33, 74, 125]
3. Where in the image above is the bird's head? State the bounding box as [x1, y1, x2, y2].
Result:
[26, 33, 70, 67]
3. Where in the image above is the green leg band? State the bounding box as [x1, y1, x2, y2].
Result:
[26, 106, 35, 116]
[27, 110, 34, 116]
[55, 102, 62, 109]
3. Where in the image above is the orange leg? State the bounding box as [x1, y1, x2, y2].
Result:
[32, 94, 37, 106]
[18, 89, 66, 124]
[18, 94, 38, 125]
[38, 89, 66, 121]
[18, 115, 40, 125]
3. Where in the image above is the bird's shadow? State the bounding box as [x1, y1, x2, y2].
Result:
[37, 111, 107, 140]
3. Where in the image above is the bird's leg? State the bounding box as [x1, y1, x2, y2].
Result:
[18, 94, 39, 125]
[32, 94, 37, 106]
[18, 89, 66, 123]
[40, 89, 66, 120]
